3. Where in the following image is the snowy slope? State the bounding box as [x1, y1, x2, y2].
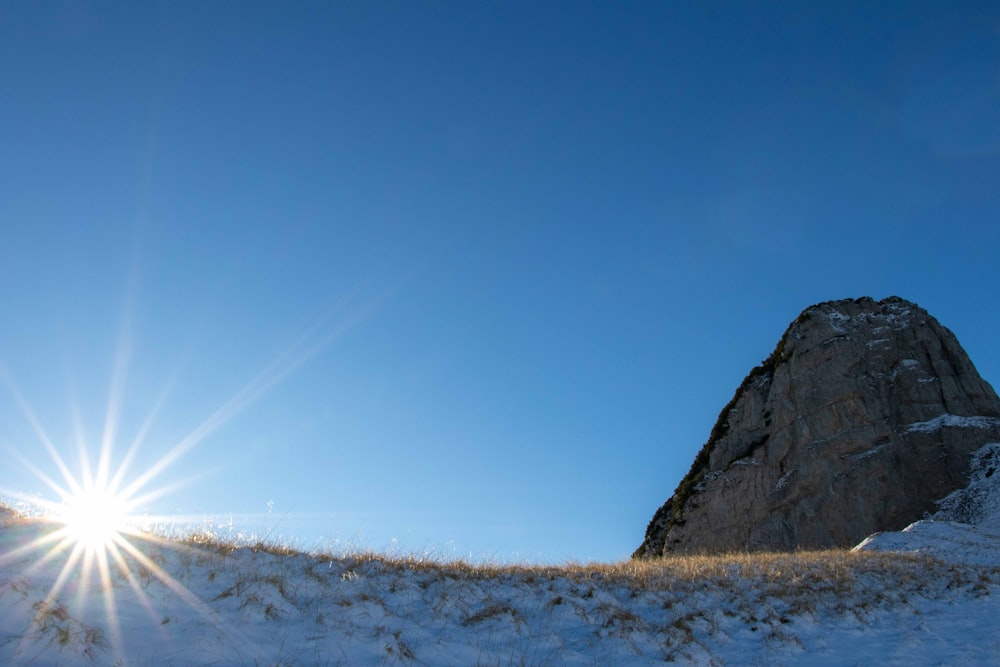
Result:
[936, 442, 1000, 534]
[1, 512, 998, 666]
[3, 429, 1000, 665]
[855, 441, 1000, 568]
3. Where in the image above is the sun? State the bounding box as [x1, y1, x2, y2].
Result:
[57, 485, 132, 551]
[0, 274, 380, 661]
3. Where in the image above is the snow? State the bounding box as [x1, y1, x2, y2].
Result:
[771, 469, 794, 494]
[846, 442, 888, 462]
[935, 443, 1000, 533]
[1, 509, 998, 666]
[905, 413, 1000, 433]
[816, 302, 920, 337]
[855, 520, 1000, 567]
[825, 310, 851, 333]
[3, 429, 1000, 665]
[856, 440, 1000, 566]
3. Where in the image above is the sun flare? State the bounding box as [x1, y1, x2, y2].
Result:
[58, 486, 131, 550]
[0, 267, 375, 663]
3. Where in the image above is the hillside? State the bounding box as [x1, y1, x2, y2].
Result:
[1, 503, 998, 665]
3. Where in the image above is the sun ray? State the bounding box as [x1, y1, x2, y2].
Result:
[1, 503, 246, 663]
[68, 387, 94, 493]
[4, 451, 72, 508]
[0, 273, 408, 663]
[96, 543, 124, 660]
[74, 542, 98, 620]
[123, 466, 221, 512]
[98, 328, 132, 492]
[112, 535, 253, 649]
[108, 367, 181, 496]
[0, 526, 73, 570]
[106, 536, 165, 621]
[119, 282, 399, 503]
[97, 221, 144, 496]
[0, 367, 82, 498]
[40, 539, 88, 607]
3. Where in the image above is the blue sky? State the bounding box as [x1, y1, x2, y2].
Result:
[1, 1, 998, 562]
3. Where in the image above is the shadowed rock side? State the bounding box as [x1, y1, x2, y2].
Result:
[635, 296, 1000, 557]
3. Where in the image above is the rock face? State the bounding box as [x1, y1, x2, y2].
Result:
[635, 296, 1000, 557]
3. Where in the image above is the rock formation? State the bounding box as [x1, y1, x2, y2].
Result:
[635, 296, 1000, 557]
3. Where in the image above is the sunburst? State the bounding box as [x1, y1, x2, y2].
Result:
[0, 345, 286, 660]
[0, 395, 227, 661]
[55, 481, 133, 552]
[0, 273, 397, 661]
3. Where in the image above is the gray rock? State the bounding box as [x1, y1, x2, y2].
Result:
[635, 296, 1000, 557]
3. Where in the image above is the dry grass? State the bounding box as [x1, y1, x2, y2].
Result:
[300, 547, 952, 591]
[154, 520, 997, 606]
[161, 528, 989, 660]
[3, 510, 998, 665]
[4, 504, 986, 599]
[0, 502, 953, 590]
[0, 502, 33, 527]
[178, 529, 301, 558]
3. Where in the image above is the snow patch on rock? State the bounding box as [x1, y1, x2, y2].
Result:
[825, 310, 850, 333]
[856, 442, 1000, 567]
[905, 414, 1000, 434]
[846, 442, 888, 463]
[935, 443, 1000, 533]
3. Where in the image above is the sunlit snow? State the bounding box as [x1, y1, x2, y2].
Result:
[2, 421, 999, 664]
[2, 468, 999, 666]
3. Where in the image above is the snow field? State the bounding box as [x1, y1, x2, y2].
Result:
[1, 514, 998, 666]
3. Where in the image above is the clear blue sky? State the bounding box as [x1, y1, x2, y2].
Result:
[1, 1, 998, 562]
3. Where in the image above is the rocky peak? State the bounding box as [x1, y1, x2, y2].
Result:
[635, 296, 1000, 557]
